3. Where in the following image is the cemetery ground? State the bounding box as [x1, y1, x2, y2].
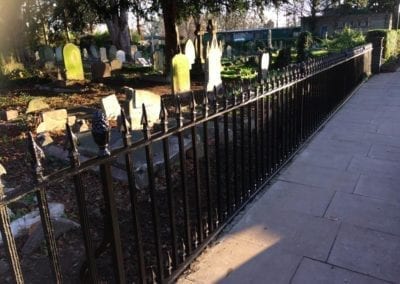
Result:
[0, 76, 210, 282]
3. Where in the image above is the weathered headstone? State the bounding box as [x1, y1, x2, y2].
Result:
[131, 45, 138, 59]
[205, 22, 223, 92]
[37, 109, 68, 133]
[116, 50, 126, 63]
[110, 59, 122, 70]
[279, 41, 283, 49]
[63, 43, 85, 81]
[226, 45, 232, 58]
[55, 46, 63, 62]
[124, 87, 161, 130]
[0, 110, 18, 121]
[172, 53, 191, 94]
[90, 45, 99, 59]
[109, 45, 117, 60]
[82, 48, 89, 60]
[137, 58, 150, 66]
[134, 51, 142, 62]
[101, 94, 121, 120]
[153, 50, 165, 72]
[184, 39, 196, 67]
[267, 29, 272, 49]
[34, 51, 40, 61]
[91, 62, 111, 80]
[259, 52, 270, 80]
[100, 47, 108, 62]
[41, 46, 55, 62]
[26, 99, 50, 114]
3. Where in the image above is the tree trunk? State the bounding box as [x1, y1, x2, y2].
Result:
[105, 9, 132, 61]
[161, 0, 178, 75]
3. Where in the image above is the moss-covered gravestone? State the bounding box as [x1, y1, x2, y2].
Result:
[63, 43, 84, 81]
[172, 53, 191, 94]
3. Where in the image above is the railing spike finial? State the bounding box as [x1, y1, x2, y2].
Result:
[119, 108, 132, 147]
[213, 86, 219, 113]
[176, 96, 184, 127]
[193, 230, 199, 248]
[66, 123, 80, 167]
[141, 103, 151, 140]
[159, 99, 169, 133]
[0, 163, 6, 195]
[91, 110, 111, 157]
[190, 91, 197, 122]
[28, 131, 45, 181]
[204, 220, 209, 237]
[166, 251, 173, 276]
[203, 91, 209, 117]
[181, 238, 187, 261]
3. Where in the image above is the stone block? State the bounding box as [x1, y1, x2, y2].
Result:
[91, 62, 111, 80]
[101, 94, 121, 120]
[0, 110, 18, 121]
[110, 59, 122, 70]
[26, 99, 50, 114]
[41, 109, 67, 122]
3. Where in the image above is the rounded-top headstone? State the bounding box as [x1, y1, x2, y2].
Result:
[63, 43, 85, 81]
[184, 39, 196, 66]
[116, 50, 126, 63]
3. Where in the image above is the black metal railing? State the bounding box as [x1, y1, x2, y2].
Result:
[0, 43, 372, 284]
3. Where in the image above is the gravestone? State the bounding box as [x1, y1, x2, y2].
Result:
[110, 59, 122, 70]
[90, 45, 99, 59]
[63, 43, 85, 81]
[37, 109, 68, 133]
[279, 41, 283, 49]
[259, 52, 270, 81]
[100, 47, 108, 62]
[267, 29, 272, 49]
[91, 62, 111, 80]
[205, 28, 223, 92]
[82, 48, 89, 60]
[55, 46, 63, 62]
[41, 46, 54, 62]
[124, 87, 161, 130]
[101, 94, 121, 120]
[172, 53, 191, 94]
[116, 50, 126, 63]
[153, 50, 165, 72]
[184, 39, 196, 67]
[131, 45, 138, 59]
[137, 58, 150, 66]
[26, 99, 50, 114]
[109, 45, 117, 60]
[226, 45, 232, 58]
[134, 51, 142, 62]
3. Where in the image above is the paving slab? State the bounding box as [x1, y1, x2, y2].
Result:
[328, 224, 400, 283]
[354, 174, 400, 205]
[368, 143, 400, 162]
[306, 136, 371, 156]
[292, 149, 353, 171]
[278, 161, 360, 193]
[180, 238, 301, 284]
[325, 191, 400, 236]
[347, 155, 400, 178]
[229, 208, 340, 261]
[292, 258, 389, 284]
[254, 181, 334, 217]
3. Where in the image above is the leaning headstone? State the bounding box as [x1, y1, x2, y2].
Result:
[226, 45, 232, 58]
[101, 94, 121, 120]
[110, 59, 122, 70]
[34, 51, 40, 61]
[137, 58, 151, 67]
[99, 47, 108, 62]
[184, 39, 196, 67]
[63, 43, 85, 81]
[259, 52, 270, 81]
[206, 34, 223, 92]
[90, 45, 99, 59]
[172, 53, 191, 94]
[55, 46, 63, 62]
[109, 45, 117, 60]
[116, 50, 126, 63]
[26, 99, 50, 114]
[91, 62, 111, 80]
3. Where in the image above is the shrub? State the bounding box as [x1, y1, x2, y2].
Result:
[274, 47, 292, 69]
[366, 29, 398, 60]
[296, 31, 313, 62]
[325, 26, 365, 52]
[93, 32, 111, 47]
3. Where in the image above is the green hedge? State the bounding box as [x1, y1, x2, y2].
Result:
[366, 29, 398, 60]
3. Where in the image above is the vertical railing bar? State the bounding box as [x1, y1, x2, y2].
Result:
[239, 96, 246, 204]
[66, 124, 99, 283]
[141, 105, 164, 281]
[190, 92, 203, 244]
[247, 95, 253, 196]
[119, 111, 146, 283]
[0, 165, 24, 284]
[28, 132, 63, 283]
[232, 106, 238, 211]
[223, 109, 230, 216]
[254, 90, 259, 187]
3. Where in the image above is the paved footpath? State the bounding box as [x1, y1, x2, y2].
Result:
[178, 72, 400, 284]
